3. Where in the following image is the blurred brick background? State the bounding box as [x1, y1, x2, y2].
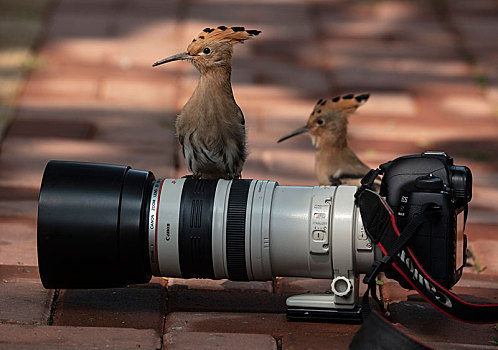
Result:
[0, 0, 497, 349]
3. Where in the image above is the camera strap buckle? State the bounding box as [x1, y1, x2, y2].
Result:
[363, 256, 389, 285]
[361, 168, 382, 187]
[355, 168, 383, 201]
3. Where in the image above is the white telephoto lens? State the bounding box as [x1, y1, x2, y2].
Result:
[148, 179, 375, 281]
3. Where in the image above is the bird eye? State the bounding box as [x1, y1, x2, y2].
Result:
[317, 119, 324, 125]
[203, 47, 211, 54]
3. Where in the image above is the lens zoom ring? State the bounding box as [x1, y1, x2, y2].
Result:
[226, 180, 251, 281]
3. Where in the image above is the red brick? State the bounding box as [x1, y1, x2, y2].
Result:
[456, 16, 498, 51]
[468, 209, 498, 226]
[468, 239, 498, 275]
[466, 223, 498, 241]
[22, 75, 99, 102]
[166, 311, 358, 335]
[244, 147, 315, 183]
[91, 113, 177, 150]
[250, 57, 330, 97]
[447, 0, 498, 14]
[0, 200, 37, 220]
[100, 78, 176, 108]
[34, 40, 111, 70]
[345, 119, 497, 144]
[54, 0, 115, 14]
[184, 4, 313, 40]
[167, 288, 286, 313]
[0, 186, 38, 201]
[441, 95, 494, 118]
[0, 137, 177, 189]
[255, 39, 319, 66]
[52, 284, 166, 333]
[164, 332, 277, 350]
[47, 12, 110, 39]
[320, 16, 450, 42]
[6, 118, 95, 140]
[389, 301, 496, 347]
[0, 266, 53, 325]
[333, 59, 471, 92]
[166, 311, 360, 349]
[56, 0, 180, 16]
[359, 92, 417, 117]
[273, 277, 333, 295]
[370, 1, 424, 20]
[0, 324, 160, 349]
[0, 265, 40, 282]
[471, 187, 498, 214]
[284, 332, 356, 350]
[0, 218, 37, 266]
[322, 38, 457, 61]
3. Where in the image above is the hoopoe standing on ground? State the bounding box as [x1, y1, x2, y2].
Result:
[278, 93, 371, 186]
[153, 26, 261, 179]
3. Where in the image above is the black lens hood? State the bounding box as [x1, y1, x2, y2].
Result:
[37, 161, 154, 289]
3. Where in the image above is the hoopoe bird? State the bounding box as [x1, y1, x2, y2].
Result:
[278, 93, 371, 186]
[153, 26, 261, 179]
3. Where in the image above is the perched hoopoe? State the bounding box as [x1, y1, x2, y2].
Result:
[153, 26, 261, 179]
[278, 93, 371, 186]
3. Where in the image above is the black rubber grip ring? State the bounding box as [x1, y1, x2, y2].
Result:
[226, 179, 251, 281]
[179, 178, 218, 278]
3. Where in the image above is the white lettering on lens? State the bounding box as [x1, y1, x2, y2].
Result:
[166, 223, 171, 241]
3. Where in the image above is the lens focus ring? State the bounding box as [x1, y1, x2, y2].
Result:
[226, 179, 251, 281]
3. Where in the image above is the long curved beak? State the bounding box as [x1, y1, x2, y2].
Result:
[152, 51, 191, 67]
[277, 125, 310, 143]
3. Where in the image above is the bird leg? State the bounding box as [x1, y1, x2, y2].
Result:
[225, 172, 241, 180]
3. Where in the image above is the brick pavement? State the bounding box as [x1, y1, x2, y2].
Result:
[0, 0, 53, 140]
[0, 0, 497, 349]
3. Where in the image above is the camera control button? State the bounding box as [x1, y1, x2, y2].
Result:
[312, 230, 325, 241]
[415, 175, 444, 191]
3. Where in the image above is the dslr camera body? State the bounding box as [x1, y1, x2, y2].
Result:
[379, 151, 471, 290]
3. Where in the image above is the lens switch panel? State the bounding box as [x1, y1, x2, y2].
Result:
[310, 195, 331, 254]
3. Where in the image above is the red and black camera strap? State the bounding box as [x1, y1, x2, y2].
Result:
[350, 171, 498, 349]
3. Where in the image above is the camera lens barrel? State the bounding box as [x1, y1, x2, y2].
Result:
[149, 178, 374, 282]
[38, 162, 374, 289]
[37, 161, 154, 289]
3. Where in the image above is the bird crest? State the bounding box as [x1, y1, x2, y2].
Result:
[187, 26, 261, 54]
[312, 94, 369, 119]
